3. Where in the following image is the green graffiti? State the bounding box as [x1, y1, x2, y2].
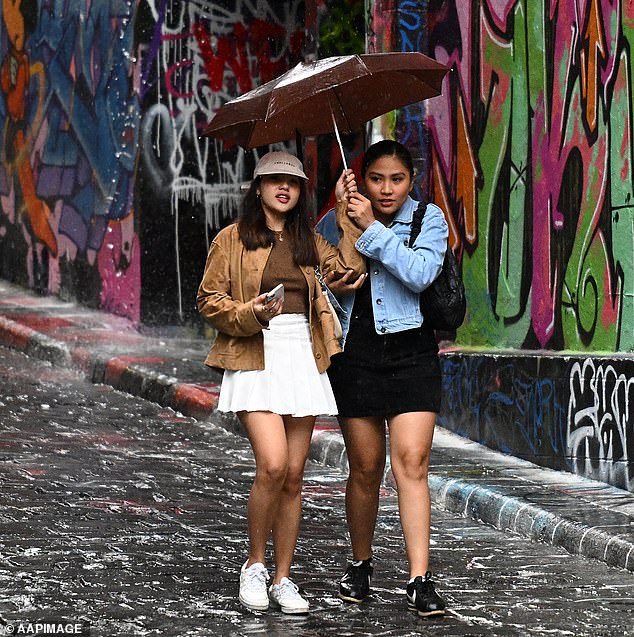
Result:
[319, 2, 365, 57]
[432, 0, 634, 352]
[460, 1, 531, 347]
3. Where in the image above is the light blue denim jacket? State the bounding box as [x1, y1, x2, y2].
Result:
[315, 196, 448, 343]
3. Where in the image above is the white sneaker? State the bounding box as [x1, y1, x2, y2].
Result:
[239, 561, 269, 611]
[268, 577, 309, 614]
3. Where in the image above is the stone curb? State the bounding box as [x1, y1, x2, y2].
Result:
[309, 431, 634, 573]
[0, 316, 72, 366]
[0, 314, 633, 572]
[427, 475, 634, 571]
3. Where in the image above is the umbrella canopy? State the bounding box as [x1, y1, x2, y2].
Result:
[203, 52, 448, 150]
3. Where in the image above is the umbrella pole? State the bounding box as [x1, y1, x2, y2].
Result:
[295, 130, 303, 163]
[331, 110, 348, 171]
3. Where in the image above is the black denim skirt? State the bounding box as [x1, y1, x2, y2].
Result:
[327, 297, 442, 418]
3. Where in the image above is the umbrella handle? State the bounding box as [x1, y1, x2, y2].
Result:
[331, 110, 348, 171]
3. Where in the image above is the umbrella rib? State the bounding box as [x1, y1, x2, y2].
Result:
[328, 87, 354, 133]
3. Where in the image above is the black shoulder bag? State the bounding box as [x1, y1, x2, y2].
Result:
[409, 203, 466, 331]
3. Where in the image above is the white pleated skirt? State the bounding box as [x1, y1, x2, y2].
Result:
[217, 313, 338, 417]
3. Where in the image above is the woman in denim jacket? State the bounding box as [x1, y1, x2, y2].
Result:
[316, 140, 448, 617]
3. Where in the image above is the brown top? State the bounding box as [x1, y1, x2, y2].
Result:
[260, 228, 309, 315]
[196, 200, 367, 373]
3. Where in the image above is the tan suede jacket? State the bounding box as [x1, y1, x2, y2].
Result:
[197, 202, 365, 373]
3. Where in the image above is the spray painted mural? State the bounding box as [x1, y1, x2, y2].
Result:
[136, 0, 306, 325]
[417, 1, 634, 490]
[439, 351, 634, 491]
[424, 0, 633, 353]
[0, 0, 141, 319]
[0, 0, 306, 326]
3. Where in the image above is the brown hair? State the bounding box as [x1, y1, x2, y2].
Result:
[237, 177, 318, 266]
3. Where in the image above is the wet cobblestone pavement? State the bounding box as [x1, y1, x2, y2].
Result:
[0, 345, 633, 636]
[3, 278, 634, 578]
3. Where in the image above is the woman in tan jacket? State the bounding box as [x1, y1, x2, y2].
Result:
[197, 151, 365, 615]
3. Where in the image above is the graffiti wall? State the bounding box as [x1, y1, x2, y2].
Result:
[365, 1, 634, 490]
[0, 0, 141, 320]
[425, 0, 634, 490]
[439, 353, 634, 491]
[0, 0, 309, 326]
[136, 0, 308, 326]
[366, 0, 434, 197]
[425, 0, 634, 353]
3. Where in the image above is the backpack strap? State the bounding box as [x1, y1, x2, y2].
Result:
[408, 201, 427, 247]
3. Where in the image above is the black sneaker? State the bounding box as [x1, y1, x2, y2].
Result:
[406, 572, 446, 617]
[338, 559, 373, 603]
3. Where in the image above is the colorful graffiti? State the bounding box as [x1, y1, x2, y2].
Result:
[424, 0, 634, 353]
[365, 1, 634, 491]
[0, 1, 309, 325]
[439, 353, 634, 491]
[4, 0, 630, 351]
[0, 0, 140, 320]
[136, 0, 306, 324]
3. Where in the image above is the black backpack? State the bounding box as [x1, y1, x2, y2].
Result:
[409, 202, 466, 331]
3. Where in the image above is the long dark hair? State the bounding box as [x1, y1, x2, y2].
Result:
[237, 177, 318, 266]
[361, 139, 415, 178]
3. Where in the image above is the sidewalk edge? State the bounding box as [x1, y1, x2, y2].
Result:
[312, 430, 634, 572]
[1, 316, 632, 572]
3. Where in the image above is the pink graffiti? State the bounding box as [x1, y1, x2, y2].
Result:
[165, 58, 194, 99]
[97, 219, 141, 324]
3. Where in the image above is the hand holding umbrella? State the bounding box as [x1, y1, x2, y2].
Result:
[335, 168, 374, 230]
[346, 190, 375, 231]
[335, 169, 357, 203]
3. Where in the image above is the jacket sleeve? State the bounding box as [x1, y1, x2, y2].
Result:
[355, 203, 448, 293]
[196, 229, 266, 337]
[315, 200, 366, 278]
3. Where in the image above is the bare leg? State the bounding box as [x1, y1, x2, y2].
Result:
[339, 417, 386, 560]
[271, 415, 315, 583]
[239, 411, 289, 567]
[388, 412, 436, 577]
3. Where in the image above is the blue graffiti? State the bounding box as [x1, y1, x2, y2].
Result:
[396, 0, 430, 196]
[440, 356, 568, 464]
[32, 1, 140, 234]
[399, 1, 425, 53]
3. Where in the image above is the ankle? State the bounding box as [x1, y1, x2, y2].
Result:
[246, 558, 266, 568]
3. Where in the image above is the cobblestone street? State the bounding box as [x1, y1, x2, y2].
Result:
[0, 344, 633, 637]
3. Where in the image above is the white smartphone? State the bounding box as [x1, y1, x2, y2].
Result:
[265, 283, 284, 303]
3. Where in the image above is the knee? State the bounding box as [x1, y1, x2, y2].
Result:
[282, 465, 305, 498]
[256, 460, 288, 489]
[349, 458, 385, 490]
[392, 450, 429, 483]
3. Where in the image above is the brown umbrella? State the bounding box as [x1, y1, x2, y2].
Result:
[203, 52, 448, 168]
